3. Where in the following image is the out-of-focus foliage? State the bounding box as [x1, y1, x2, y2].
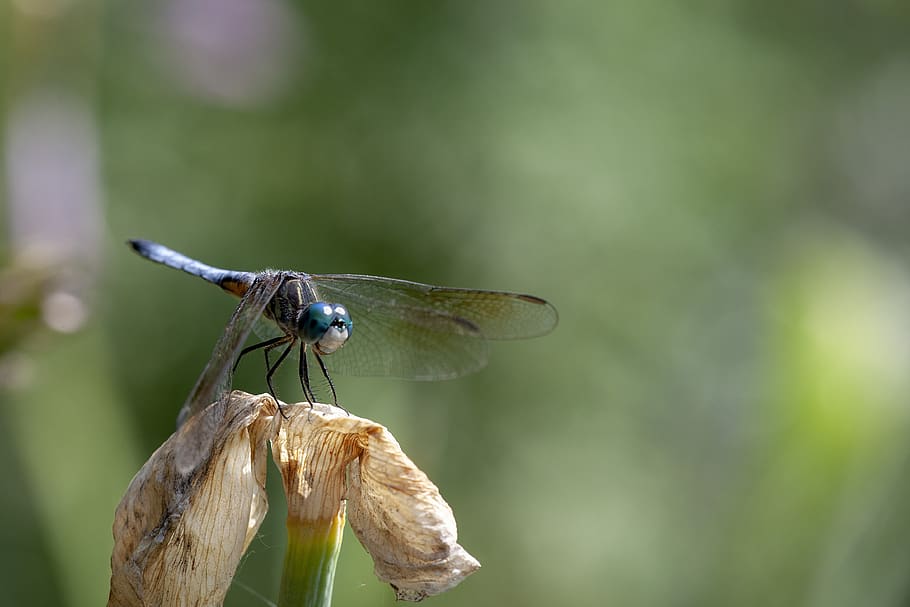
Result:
[2, 1, 910, 606]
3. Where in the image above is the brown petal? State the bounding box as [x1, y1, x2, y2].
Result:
[272, 404, 361, 524]
[272, 404, 480, 601]
[346, 423, 480, 600]
[108, 392, 279, 607]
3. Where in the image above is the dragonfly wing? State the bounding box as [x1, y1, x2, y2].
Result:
[323, 303, 490, 380]
[309, 274, 558, 380]
[179, 271, 285, 425]
[251, 312, 285, 341]
[172, 271, 283, 474]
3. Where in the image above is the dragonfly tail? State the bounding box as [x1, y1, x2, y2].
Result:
[128, 239, 255, 297]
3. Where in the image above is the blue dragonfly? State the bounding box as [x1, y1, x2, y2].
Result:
[128, 239, 558, 428]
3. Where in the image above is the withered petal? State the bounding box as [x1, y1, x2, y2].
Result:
[272, 404, 480, 601]
[347, 425, 480, 600]
[109, 392, 279, 607]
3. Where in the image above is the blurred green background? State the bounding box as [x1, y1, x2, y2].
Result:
[3, 1, 910, 606]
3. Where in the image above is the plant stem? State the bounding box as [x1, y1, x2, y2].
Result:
[278, 507, 345, 607]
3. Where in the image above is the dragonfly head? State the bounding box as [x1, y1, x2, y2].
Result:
[298, 302, 353, 355]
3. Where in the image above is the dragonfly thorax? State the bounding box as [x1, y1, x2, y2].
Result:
[297, 302, 353, 354]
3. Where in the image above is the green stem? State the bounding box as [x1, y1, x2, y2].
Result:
[278, 509, 345, 607]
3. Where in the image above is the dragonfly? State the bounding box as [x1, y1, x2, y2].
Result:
[128, 239, 559, 428]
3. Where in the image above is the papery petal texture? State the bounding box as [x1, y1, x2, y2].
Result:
[109, 393, 279, 607]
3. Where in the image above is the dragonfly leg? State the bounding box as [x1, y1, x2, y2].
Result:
[298, 343, 316, 407]
[263, 338, 289, 373]
[235, 335, 288, 372]
[266, 339, 295, 419]
[313, 351, 346, 414]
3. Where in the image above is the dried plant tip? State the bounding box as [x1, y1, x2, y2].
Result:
[273, 404, 480, 602]
[108, 392, 279, 607]
[271, 404, 357, 606]
[347, 422, 480, 600]
[110, 394, 477, 606]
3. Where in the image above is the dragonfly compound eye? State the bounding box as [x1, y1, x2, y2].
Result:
[299, 302, 353, 354]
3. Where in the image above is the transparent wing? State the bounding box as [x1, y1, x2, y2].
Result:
[251, 312, 284, 341]
[309, 274, 558, 380]
[179, 271, 284, 426]
[172, 271, 284, 474]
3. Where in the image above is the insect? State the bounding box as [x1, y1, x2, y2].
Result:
[129, 239, 558, 424]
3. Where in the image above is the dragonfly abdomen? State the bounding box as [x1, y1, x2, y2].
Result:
[128, 239, 255, 298]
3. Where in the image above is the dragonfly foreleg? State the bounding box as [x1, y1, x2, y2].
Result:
[312, 351, 343, 411]
[235, 335, 288, 372]
[265, 339, 295, 419]
[298, 343, 316, 407]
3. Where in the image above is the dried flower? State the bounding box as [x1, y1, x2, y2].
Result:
[109, 392, 478, 606]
